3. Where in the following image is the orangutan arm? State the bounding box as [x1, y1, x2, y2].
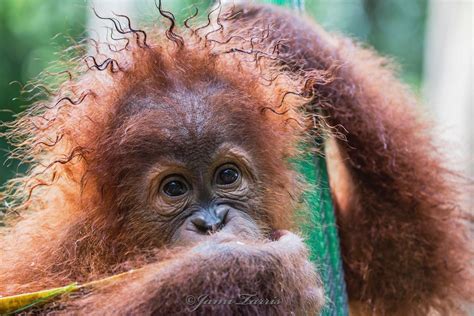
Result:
[221, 4, 472, 314]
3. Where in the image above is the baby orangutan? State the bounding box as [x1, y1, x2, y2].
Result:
[0, 3, 472, 315]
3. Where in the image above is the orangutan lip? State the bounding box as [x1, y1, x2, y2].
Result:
[270, 229, 288, 241]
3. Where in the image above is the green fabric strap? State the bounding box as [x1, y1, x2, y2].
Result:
[297, 145, 349, 315]
[257, 1, 349, 313]
[262, 0, 305, 11]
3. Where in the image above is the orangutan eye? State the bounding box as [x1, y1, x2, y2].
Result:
[215, 165, 240, 186]
[161, 177, 189, 197]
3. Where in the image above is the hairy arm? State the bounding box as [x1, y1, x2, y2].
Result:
[58, 232, 324, 315]
[220, 4, 472, 314]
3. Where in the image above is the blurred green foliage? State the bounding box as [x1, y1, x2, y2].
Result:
[306, 0, 427, 88]
[0, 0, 87, 184]
[0, 0, 427, 185]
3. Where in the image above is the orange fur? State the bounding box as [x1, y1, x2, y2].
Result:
[0, 3, 472, 315]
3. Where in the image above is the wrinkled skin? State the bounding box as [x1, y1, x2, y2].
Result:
[0, 3, 471, 316]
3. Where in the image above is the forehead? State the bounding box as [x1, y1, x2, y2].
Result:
[115, 84, 262, 165]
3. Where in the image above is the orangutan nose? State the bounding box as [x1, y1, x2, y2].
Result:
[191, 207, 229, 233]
